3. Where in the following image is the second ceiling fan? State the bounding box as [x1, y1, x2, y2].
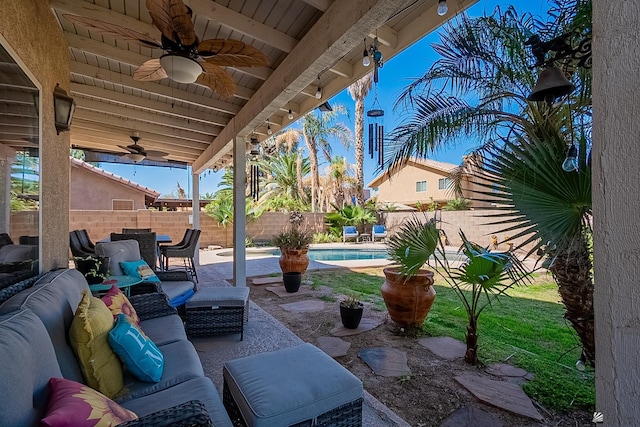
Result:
[119, 133, 168, 163]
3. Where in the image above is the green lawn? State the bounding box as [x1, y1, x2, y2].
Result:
[305, 268, 595, 412]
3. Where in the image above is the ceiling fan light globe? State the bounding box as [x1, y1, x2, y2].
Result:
[126, 153, 146, 163]
[160, 54, 202, 83]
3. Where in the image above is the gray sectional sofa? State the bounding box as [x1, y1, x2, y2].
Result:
[0, 268, 233, 426]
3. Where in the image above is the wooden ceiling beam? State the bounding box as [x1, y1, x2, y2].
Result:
[299, 0, 333, 11]
[188, 0, 298, 53]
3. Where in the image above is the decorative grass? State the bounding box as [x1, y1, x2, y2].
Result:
[305, 267, 595, 412]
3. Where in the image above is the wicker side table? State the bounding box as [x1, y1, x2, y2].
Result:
[185, 287, 250, 340]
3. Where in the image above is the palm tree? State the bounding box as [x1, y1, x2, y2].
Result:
[348, 72, 373, 206]
[256, 152, 310, 212]
[300, 105, 352, 212]
[385, 1, 595, 364]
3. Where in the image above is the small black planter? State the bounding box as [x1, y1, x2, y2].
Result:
[340, 303, 364, 329]
[282, 271, 302, 293]
[75, 256, 110, 285]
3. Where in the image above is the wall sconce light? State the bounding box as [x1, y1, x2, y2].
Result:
[362, 39, 371, 67]
[315, 76, 322, 99]
[437, 0, 448, 16]
[288, 103, 294, 120]
[267, 119, 272, 135]
[53, 83, 76, 134]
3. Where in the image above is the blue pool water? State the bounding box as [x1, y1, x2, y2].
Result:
[217, 247, 389, 261]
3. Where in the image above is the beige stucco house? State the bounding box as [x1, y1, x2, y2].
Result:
[368, 157, 462, 208]
[69, 158, 159, 211]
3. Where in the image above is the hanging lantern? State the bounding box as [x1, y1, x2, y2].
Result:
[366, 93, 385, 166]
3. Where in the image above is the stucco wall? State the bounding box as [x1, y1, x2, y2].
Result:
[0, 0, 70, 270]
[593, 1, 640, 424]
[70, 165, 148, 210]
[373, 162, 455, 205]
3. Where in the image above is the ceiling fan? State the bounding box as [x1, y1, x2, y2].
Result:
[63, 0, 269, 98]
[119, 133, 168, 163]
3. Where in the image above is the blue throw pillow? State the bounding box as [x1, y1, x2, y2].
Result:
[108, 314, 164, 382]
[120, 260, 161, 283]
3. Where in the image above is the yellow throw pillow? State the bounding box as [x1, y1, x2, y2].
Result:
[69, 290, 124, 398]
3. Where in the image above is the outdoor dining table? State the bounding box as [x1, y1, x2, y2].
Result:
[98, 234, 172, 244]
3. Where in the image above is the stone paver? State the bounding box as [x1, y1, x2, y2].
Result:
[485, 363, 530, 378]
[317, 336, 351, 357]
[359, 347, 411, 377]
[252, 276, 283, 285]
[440, 406, 504, 427]
[418, 336, 466, 359]
[455, 374, 543, 421]
[279, 300, 325, 313]
[266, 285, 314, 297]
[330, 318, 382, 337]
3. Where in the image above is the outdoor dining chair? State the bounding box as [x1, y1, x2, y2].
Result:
[110, 232, 158, 271]
[161, 229, 200, 283]
[122, 228, 152, 234]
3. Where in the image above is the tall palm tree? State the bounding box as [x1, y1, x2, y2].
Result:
[256, 152, 310, 212]
[300, 105, 352, 212]
[385, 1, 595, 364]
[348, 72, 373, 206]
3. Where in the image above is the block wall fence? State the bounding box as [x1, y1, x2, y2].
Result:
[10, 209, 531, 255]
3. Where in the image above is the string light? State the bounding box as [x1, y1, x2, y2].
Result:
[437, 0, 448, 16]
[362, 39, 371, 67]
[315, 75, 322, 99]
[288, 103, 294, 120]
[267, 119, 272, 135]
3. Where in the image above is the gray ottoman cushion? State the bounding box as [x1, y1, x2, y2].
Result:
[121, 377, 232, 427]
[223, 343, 363, 427]
[116, 340, 204, 403]
[186, 287, 249, 308]
[139, 314, 187, 346]
[159, 280, 196, 301]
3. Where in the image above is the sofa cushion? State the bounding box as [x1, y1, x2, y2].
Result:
[120, 377, 233, 427]
[139, 314, 187, 346]
[0, 244, 37, 263]
[158, 281, 195, 305]
[109, 314, 164, 383]
[120, 260, 161, 283]
[69, 290, 124, 398]
[0, 269, 88, 383]
[101, 285, 140, 326]
[0, 309, 63, 427]
[95, 240, 141, 276]
[41, 377, 137, 427]
[116, 339, 203, 403]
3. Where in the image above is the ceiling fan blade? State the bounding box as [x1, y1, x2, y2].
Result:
[133, 59, 168, 81]
[117, 145, 135, 153]
[197, 63, 236, 98]
[63, 14, 161, 48]
[199, 39, 270, 67]
[168, 0, 196, 46]
[146, 0, 176, 43]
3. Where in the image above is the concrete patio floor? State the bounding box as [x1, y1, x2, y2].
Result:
[191, 243, 411, 427]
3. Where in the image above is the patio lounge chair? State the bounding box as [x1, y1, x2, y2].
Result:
[372, 224, 387, 242]
[342, 226, 359, 243]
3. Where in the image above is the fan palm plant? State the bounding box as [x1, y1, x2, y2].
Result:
[435, 231, 531, 365]
[384, 0, 595, 364]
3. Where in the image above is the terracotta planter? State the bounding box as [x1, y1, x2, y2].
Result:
[381, 267, 436, 328]
[278, 248, 310, 274]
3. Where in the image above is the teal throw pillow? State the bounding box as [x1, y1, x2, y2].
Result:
[108, 314, 164, 382]
[119, 260, 161, 283]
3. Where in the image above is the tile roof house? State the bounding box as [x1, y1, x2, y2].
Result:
[70, 157, 159, 210]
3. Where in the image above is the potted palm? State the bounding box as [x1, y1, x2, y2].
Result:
[382, 214, 441, 328]
[339, 295, 364, 329]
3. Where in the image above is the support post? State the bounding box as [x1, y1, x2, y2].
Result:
[191, 170, 200, 265]
[233, 137, 247, 287]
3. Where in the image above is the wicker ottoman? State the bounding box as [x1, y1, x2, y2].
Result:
[223, 343, 363, 427]
[185, 287, 250, 340]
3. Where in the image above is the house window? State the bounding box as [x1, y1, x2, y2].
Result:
[415, 181, 427, 192]
[112, 199, 134, 210]
[439, 178, 452, 190]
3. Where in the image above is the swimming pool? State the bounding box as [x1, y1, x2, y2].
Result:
[216, 247, 390, 261]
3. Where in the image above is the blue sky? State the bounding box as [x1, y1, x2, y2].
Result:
[98, 0, 549, 198]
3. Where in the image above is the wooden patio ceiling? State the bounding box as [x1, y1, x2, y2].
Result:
[42, 0, 476, 173]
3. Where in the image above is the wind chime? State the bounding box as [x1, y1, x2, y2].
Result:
[249, 136, 261, 201]
[366, 89, 385, 166]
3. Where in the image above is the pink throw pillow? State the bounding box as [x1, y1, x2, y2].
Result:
[101, 285, 140, 326]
